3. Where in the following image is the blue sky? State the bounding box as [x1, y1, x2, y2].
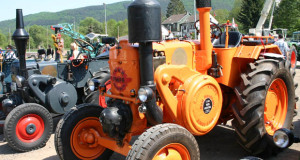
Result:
[0, 0, 125, 21]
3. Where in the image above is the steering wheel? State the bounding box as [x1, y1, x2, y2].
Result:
[74, 39, 95, 52]
[194, 20, 223, 39]
[210, 21, 222, 39]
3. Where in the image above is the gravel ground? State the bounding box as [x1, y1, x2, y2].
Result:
[0, 67, 300, 160]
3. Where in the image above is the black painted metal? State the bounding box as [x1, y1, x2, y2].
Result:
[128, 0, 163, 125]
[12, 9, 29, 79]
[196, 0, 211, 8]
[128, 0, 161, 43]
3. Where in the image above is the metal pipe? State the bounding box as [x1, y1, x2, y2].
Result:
[195, 0, 212, 73]
[139, 42, 163, 125]
[12, 9, 29, 79]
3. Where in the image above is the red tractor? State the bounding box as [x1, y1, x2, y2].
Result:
[54, 0, 297, 159]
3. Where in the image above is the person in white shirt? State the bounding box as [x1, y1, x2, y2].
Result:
[274, 34, 289, 58]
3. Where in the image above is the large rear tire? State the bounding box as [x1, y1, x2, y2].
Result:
[4, 103, 53, 152]
[126, 123, 200, 160]
[232, 59, 295, 155]
[286, 45, 297, 74]
[54, 103, 113, 160]
[84, 68, 110, 107]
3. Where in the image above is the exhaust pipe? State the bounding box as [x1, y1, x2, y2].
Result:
[12, 9, 29, 79]
[195, 0, 213, 74]
[128, 0, 163, 125]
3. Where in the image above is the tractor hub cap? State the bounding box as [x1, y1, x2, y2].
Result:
[16, 114, 44, 143]
[264, 78, 288, 135]
[71, 117, 106, 159]
[26, 123, 36, 135]
[153, 143, 191, 160]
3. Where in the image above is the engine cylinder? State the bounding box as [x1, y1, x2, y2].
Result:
[128, 0, 161, 43]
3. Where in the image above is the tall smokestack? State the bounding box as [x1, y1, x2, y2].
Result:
[12, 9, 29, 79]
[195, 0, 213, 74]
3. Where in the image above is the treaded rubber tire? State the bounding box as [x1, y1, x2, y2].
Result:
[126, 123, 200, 160]
[54, 103, 113, 160]
[286, 46, 298, 122]
[4, 103, 53, 152]
[286, 45, 297, 74]
[84, 67, 110, 105]
[232, 58, 295, 156]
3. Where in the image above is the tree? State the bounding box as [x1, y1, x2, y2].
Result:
[214, 9, 230, 24]
[166, 0, 186, 18]
[273, 0, 300, 36]
[237, 0, 264, 33]
[79, 17, 104, 35]
[228, 0, 243, 29]
[0, 30, 7, 48]
[29, 25, 48, 48]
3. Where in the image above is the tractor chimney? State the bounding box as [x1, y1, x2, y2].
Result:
[195, 0, 213, 73]
[128, 0, 163, 125]
[12, 9, 29, 79]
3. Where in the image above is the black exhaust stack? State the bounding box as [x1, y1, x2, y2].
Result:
[128, 0, 163, 125]
[12, 9, 29, 79]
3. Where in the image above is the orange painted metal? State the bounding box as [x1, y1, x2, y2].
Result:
[155, 65, 223, 135]
[109, 40, 140, 97]
[291, 50, 297, 69]
[153, 143, 191, 160]
[213, 47, 254, 88]
[264, 78, 288, 136]
[96, 135, 132, 156]
[70, 117, 107, 160]
[225, 20, 229, 48]
[234, 44, 281, 59]
[196, 7, 212, 74]
[93, 1, 290, 157]
[153, 40, 197, 69]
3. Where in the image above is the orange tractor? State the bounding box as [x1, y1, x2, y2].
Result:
[54, 0, 297, 159]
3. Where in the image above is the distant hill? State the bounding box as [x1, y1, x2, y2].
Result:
[0, 0, 234, 34]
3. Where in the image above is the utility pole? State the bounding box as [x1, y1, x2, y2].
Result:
[47, 26, 48, 47]
[193, 0, 197, 40]
[74, 17, 76, 32]
[103, 3, 107, 35]
[118, 25, 120, 40]
[9, 28, 11, 45]
[28, 27, 30, 52]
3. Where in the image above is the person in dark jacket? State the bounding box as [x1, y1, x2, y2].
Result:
[46, 45, 54, 59]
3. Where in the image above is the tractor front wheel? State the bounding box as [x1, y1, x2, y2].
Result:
[54, 103, 113, 160]
[126, 123, 200, 160]
[232, 59, 295, 155]
[4, 103, 53, 152]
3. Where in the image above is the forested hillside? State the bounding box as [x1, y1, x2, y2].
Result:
[0, 0, 234, 34]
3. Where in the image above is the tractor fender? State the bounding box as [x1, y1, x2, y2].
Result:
[234, 44, 282, 59]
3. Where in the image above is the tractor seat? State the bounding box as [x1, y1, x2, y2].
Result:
[213, 31, 242, 48]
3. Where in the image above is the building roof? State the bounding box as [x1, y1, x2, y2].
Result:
[184, 15, 199, 23]
[162, 13, 187, 24]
